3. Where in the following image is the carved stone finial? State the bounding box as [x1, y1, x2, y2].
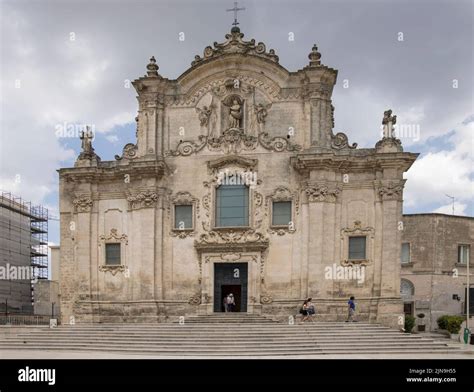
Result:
[376, 109, 403, 152]
[146, 56, 159, 77]
[308, 44, 321, 66]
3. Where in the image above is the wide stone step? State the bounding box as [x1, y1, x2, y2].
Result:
[0, 321, 460, 356]
[0, 343, 457, 355]
[5, 336, 434, 344]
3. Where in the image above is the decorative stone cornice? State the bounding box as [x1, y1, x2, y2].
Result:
[305, 182, 342, 203]
[194, 229, 269, 253]
[59, 160, 168, 183]
[72, 196, 93, 213]
[127, 190, 159, 210]
[376, 180, 406, 201]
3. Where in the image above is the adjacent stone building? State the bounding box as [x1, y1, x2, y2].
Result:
[58, 27, 418, 326]
[401, 213, 474, 331]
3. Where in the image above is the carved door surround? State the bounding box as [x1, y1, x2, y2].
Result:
[197, 252, 264, 315]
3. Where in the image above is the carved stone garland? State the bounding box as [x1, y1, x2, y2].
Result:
[305, 182, 342, 203]
[127, 190, 159, 210]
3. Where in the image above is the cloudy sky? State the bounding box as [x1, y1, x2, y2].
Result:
[0, 0, 473, 246]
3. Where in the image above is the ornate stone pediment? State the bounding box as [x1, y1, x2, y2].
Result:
[207, 155, 258, 175]
[127, 190, 159, 210]
[305, 182, 342, 203]
[72, 195, 93, 213]
[99, 228, 128, 244]
[194, 229, 269, 253]
[191, 27, 279, 67]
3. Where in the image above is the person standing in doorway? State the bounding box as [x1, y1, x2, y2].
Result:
[346, 296, 357, 322]
[224, 293, 235, 312]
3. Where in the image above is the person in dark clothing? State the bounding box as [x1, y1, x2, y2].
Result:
[346, 296, 357, 322]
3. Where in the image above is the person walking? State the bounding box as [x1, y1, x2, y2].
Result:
[346, 296, 357, 322]
[306, 297, 315, 320]
[299, 299, 309, 322]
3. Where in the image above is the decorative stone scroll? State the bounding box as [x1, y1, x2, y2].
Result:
[115, 143, 138, 161]
[188, 294, 202, 305]
[331, 132, 357, 150]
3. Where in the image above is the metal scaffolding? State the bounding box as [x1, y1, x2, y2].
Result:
[0, 191, 49, 314]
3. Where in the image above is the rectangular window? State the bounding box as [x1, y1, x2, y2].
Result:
[174, 205, 193, 229]
[272, 201, 292, 226]
[458, 244, 470, 264]
[216, 185, 249, 227]
[349, 236, 366, 260]
[105, 243, 121, 265]
[401, 242, 411, 263]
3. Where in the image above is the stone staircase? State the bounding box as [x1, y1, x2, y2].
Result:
[0, 314, 461, 356]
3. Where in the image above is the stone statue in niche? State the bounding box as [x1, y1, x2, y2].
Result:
[196, 95, 218, 138]
[223, 95, 244, 130]
[229, 99, 242, 128]
[247, 102, 271, 137]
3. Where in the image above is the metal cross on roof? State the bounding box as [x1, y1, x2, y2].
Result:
[226, 2, 245, 27]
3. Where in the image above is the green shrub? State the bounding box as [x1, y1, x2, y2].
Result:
[437, 315, 449, 330]
[437, 315, 465, 334]
[404, 315, 416, 333]
[446, 316, 465, 334]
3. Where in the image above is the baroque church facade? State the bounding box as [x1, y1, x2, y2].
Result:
[58, 26, 418, 327]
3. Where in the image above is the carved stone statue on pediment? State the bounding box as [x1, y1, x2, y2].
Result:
[382, 109, 397, 138]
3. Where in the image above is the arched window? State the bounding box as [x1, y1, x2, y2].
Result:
[400, 278, 415, 299]
[215, 184, 249, 227]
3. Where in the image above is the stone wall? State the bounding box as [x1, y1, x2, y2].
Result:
[401, 214, 474, 330]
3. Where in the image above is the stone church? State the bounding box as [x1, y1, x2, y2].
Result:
[58, 26, 418, 327]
